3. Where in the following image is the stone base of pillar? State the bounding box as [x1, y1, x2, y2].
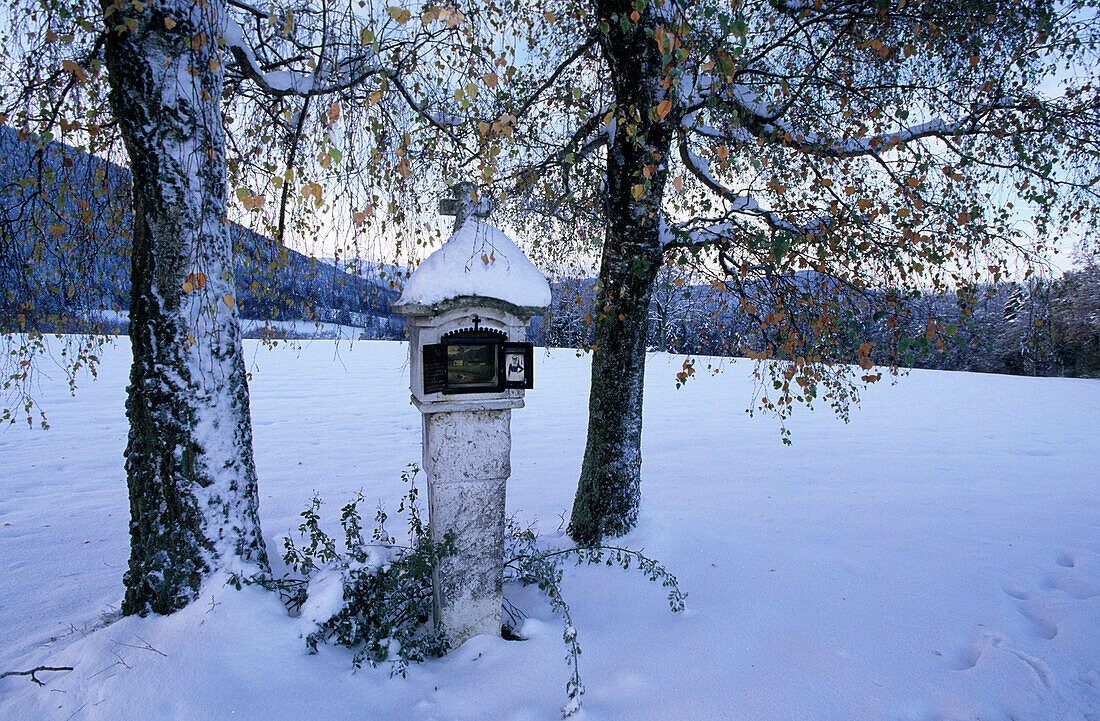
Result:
[423, 409, 511, 648]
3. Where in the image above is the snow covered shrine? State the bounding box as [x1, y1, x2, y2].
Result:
[394, 184, 551, 648]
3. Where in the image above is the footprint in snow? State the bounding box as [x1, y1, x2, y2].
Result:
[944, 640, 983, 671]
[1044, 571, 1100, 600]
[1056, 550, 1076, 568]
[1014, 599, 1059, 640]
[1000, 580, 1032, 600]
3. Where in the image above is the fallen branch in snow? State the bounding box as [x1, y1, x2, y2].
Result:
[0, 665, 74, 686]
[113, 635, 167, 657]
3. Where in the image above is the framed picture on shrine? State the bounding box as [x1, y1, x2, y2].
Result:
[501, 343, 533, 389]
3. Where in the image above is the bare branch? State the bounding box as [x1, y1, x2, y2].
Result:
[514, 34, 600, 122]
[0, 666, 74, 686]
[228, 0, 270, 19]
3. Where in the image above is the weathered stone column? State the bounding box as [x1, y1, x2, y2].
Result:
[423, 409, 510, 644]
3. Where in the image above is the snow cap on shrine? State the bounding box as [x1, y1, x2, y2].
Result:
[395, 219, 551, 317]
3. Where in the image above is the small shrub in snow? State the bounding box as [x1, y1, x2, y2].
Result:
[236, 466, 687, 717]
[235, 466, 453, 676]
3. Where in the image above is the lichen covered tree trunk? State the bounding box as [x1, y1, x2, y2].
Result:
[568, 0, 671, 545]
[102, 0, 269, 615]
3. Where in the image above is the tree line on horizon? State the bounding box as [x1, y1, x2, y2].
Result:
[531, 263, 1100, 379]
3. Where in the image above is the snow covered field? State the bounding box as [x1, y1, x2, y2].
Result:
[1, 339, 1098, 720]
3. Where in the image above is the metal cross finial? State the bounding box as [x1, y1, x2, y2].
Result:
[438, 181, 490, 233]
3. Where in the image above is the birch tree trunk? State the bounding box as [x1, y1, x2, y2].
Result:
[568, 0, 671, 545]
[101, 0, 269, 615]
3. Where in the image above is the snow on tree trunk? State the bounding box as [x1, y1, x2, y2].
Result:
[102, 0, 269, 615]
[568, 0, 671, 545]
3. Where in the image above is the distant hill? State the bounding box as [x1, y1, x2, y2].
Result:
[0, 126, 403, 337]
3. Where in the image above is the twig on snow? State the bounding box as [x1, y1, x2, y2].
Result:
[0, 665, 74, 686]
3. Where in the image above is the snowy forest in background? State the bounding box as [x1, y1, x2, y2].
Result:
[4, 128, 1098, 379]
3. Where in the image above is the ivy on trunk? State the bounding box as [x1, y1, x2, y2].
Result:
[101, 0, 269, 615]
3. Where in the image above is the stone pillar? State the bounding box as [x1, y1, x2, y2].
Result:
[422, 409, 511, 647]
[393, 204, 550, 649]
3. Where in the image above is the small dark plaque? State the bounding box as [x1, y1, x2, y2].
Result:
[423, 343, 447, 394]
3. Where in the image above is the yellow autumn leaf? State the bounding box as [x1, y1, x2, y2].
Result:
[483, 73, 498, 88]
[223, 295, 235, 308]
[632, 184, 645, 200]
[182, 281, 194, 294]
[656, 99, 672, 120]
[48, 222, 67, 237]
[673, 175, 683, 192]
[61, 60, 87, 82]
[164, 17, 177, 29]
[351, 205, 374, 225]
[387, 6, 411, 23]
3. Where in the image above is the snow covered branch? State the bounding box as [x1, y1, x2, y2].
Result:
[724, 94, 1024, 160]
[227, 0, 270, 20]
[679, 66, 1035, 162]
[676, 136, 805, 237]
[223, 21, 387, 97]
[223, 20, 469, 149]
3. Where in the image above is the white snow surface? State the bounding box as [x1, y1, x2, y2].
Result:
[396, 221, 551, 310]
[2, 340, 1099, 720]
